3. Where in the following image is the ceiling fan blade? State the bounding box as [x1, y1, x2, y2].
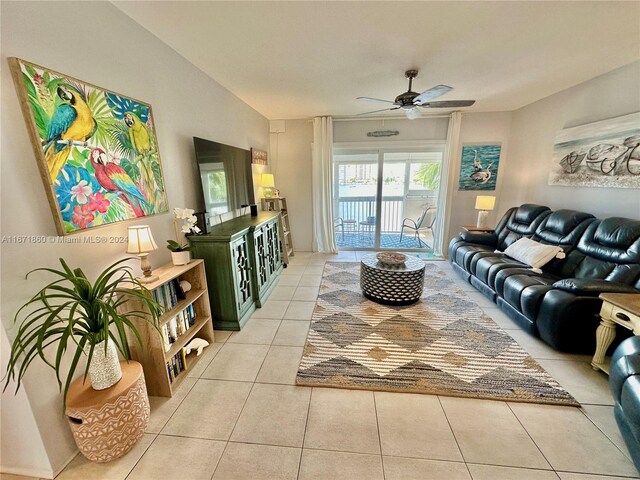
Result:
[356, 107, 401, 116]
[419, 100, 476, 108]
[356, 96, 395, 104]
[413, 85, 453, 105]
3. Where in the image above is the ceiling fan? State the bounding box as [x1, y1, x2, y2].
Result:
[357, 69, 475, 118]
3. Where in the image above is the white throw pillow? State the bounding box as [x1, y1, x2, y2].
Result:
[500, 238, 566, 273]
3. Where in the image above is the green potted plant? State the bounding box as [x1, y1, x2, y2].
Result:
[3, 258, 162, 404]
[166, 239, 191, 265]
[168, 207, 201, 265]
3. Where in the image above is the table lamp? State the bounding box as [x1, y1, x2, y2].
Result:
[475, 195, 496, 228]
[261, 173, 276, 198]
[126, 225, 159, 283]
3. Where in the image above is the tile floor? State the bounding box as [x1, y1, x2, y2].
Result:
[9, 251, 638, 480]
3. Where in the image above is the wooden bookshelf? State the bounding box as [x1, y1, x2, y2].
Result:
[120, 259, 214, 397]
[261, 197, 294, 264]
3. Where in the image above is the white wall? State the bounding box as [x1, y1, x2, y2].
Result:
[270, 120, 314, 251]
[504, 61, 640, 219]
[0, 323, 52, 477]
[333, 117, 449, 143]
[1, 1, 268, 476]
[446, 112, 513, 245]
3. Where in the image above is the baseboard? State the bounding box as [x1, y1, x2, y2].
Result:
[1, 464, 55, 479]
[3, 449, 79, 479]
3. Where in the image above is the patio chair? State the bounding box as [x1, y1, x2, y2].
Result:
[335, 217, 345, 240]
[334, 217, 356, 241]
[400, 207, 437, 248]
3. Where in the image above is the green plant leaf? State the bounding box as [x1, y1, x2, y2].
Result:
[121, 159, 141, 183]
[22, 73, 37, 98]
[150, 161, 164, 191]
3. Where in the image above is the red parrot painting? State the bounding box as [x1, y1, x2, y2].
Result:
[89, 148, 150, 217]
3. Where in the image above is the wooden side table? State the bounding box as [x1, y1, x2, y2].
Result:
[65, 361, 149, 463]
[461, 225, 495, 233]
[591, 293, 640, 373]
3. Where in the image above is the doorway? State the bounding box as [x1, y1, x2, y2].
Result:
[333, 147, 444, 251]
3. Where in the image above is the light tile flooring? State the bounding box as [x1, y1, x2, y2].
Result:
[7, 252, 638, 480]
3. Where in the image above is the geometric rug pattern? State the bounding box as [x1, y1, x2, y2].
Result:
[296, 262, 579, 406]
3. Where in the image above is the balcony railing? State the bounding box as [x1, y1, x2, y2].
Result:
[336, 196, 404, 232]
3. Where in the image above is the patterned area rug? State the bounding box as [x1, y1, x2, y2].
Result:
[296, 262, 579, 406]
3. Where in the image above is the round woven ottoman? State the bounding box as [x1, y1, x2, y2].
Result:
[360, 253, 426, 305]
[65, 361, 149, 463]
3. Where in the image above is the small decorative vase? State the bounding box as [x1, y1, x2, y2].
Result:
[171, 251, 191, 266]
[88, 338, 122, 390]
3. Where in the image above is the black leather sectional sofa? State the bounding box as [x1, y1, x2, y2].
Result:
[449, 204, 640, 353]
[611, 336, 640, 471]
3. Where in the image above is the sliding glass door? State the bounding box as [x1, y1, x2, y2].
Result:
[334, 147, 443, 251]
[333, 153, 379, 248]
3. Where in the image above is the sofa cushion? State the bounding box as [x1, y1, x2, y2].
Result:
[473, 254, 527, 288]
[503, 237, 565, 271]
[502, 272, 559, 321]
[532, 209, 595, 247]
[454, 243, 494, 272]
[495, 204, 551, 251]
[561, 218, 640, 285]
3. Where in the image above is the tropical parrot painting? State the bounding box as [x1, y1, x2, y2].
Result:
[43, 84, 96, 181]
[9, 58, 168, 234]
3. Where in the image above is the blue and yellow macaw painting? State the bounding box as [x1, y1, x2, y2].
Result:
[11, 58, 168, 234]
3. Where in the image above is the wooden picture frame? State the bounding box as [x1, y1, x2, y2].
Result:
[9, 57, 169, 235]
[548, 112, 640, 188]
[251, 148, 268, 165]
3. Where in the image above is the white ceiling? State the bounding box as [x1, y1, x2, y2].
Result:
[114, 1, 640, 120]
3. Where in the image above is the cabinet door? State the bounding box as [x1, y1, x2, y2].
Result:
[253, 225, 270, 292]
[266, 218, 282, 274]
[231, 235, 254, 316]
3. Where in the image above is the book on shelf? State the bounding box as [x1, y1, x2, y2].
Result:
[160, 304, 198, 352]
[166, 347, 189, 383]
[152, 279, 187, 311]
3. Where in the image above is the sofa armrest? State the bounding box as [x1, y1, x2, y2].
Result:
[459, 231, 497, 246]
[553, 278, 640, 296]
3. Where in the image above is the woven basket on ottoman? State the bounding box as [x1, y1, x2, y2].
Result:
[65, 361, 149, 463]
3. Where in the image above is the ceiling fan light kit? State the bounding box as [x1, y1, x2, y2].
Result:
[357, 69, 476, 119]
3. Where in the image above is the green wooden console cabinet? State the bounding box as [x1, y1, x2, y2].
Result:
[189, 212, 283, 330]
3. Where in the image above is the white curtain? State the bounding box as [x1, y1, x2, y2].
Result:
[434, 111, 462, 257]
[311, 116, 337, 253]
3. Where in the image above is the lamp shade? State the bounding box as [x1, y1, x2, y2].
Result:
[126, 225, 158, 254]
[261, 173, 275, 188]
[475, 195, 496, 211]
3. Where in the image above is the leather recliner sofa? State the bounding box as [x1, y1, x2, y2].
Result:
[611, 336, 640, 471]
[448, 204, 640, 352]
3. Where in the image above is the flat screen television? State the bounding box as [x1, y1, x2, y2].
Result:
[193, 137, 254, 231]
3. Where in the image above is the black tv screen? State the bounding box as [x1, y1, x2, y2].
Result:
[193, 137, 254, 229]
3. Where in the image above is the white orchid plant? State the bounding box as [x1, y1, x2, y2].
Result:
[167, 207, 201, 252]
